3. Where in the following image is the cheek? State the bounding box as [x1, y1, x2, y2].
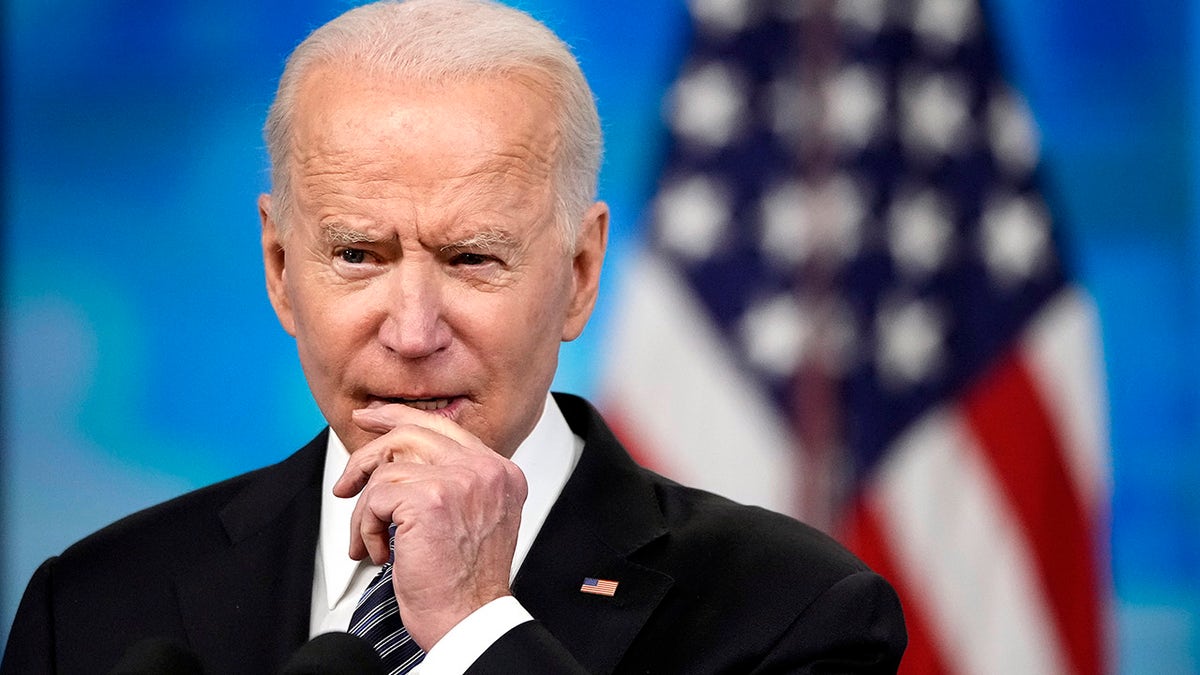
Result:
[504, 278, 574, 368]
[522, 258, 575, 323]
[288, 279, 373, 372]
[449, 286, 563, 374]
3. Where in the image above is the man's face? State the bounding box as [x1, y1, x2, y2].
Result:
[260, 67, 607, 457]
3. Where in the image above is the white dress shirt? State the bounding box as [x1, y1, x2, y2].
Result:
[309, 394, 583, 673]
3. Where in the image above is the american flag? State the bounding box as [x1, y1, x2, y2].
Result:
[600, 1, 1109, 673]
[580, 577, 620, 597]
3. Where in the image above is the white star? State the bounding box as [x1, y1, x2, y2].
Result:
[740, 294, 812, 377]
[876, 296, 945, 388]
[828, 64, 887, 149]
[988, 85, 1041, 177]
[912, 0, 979, 53]
[888, 187, 955, 277]
[689, 0, 756, 35]
[759, 180, 813, 267]
[655, 175, 732, 260]
[668, 61, 749, 150]
[900, 69, 972, 158]
[980, 191, 1051, 287]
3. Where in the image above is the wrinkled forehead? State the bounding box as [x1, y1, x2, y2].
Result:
[285, 67, 563, 233]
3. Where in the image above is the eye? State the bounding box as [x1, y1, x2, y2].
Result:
[452, 252, 492, 266]
[339, 248, 368, 264]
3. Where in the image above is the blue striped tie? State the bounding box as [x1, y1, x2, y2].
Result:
[349, 527, 426, 674]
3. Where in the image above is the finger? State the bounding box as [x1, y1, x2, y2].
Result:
[353, 405, 488, 453]
[347, 463, 449, 562]
[333, 422, 446, 497]
[333, 453, 384, 499]
[362, 511, 391, 565]
[348, 482, 404, 564]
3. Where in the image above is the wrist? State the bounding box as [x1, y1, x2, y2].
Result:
[403, 589, 514, 650]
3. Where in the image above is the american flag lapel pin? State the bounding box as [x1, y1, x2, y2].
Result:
[580, 577, 619, 597]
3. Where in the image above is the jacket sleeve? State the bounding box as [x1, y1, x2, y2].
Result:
[463, 621, 590, 675]
[752, 570, 908, 674]
[466, 570, 906, 674]
[1, 557, 57, 675]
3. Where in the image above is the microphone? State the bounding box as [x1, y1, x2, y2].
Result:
[278, 632, 386, 675]
[108, 637, 204, 675]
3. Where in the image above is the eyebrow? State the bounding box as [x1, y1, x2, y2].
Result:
[320, 222, 380, 245]
[440, 229, 519, 252]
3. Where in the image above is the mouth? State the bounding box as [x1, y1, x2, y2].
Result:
[367, 396, 455, 412]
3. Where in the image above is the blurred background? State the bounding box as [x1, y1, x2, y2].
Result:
[2, 0, 1194, 672]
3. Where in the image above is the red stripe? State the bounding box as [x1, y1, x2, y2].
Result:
[961, 350, 1103, 675]
[842, 496, 950, 675]
[597, 400, 675, 473]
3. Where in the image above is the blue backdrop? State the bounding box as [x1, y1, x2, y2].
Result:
[3, 1, 1195, 671]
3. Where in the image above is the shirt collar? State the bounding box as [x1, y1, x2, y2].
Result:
[316, 393, 583, 612]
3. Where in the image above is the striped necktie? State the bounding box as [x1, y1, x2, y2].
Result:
[348, 527, 426, 674]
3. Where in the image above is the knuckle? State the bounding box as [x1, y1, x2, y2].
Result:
[475, 458, 506, 485]
[421, 480, 453, 510]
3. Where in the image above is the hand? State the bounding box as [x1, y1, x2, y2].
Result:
[333, 404, 529, 650]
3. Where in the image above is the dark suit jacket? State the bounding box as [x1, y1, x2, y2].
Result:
[2, 394, 905, 673]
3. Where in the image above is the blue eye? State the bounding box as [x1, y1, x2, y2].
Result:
[339, 248, 367, 264]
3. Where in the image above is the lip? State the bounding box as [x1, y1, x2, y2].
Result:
[363, 394, 465, 417]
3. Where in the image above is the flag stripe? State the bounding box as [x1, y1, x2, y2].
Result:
[844, 498, 949, 675]
[1020, 289, 1111, 511]
[599, 1, 1110, 671]
[871, 405, 1067, 675]
[598, 405, 668, 476]
[962, 347, 1102, 675]
[603, 252, 799, 515]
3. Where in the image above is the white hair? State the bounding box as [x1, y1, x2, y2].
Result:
[263, 0, 602, 251]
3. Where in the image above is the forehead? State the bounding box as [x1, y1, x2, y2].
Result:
[290, 67, 560, 185]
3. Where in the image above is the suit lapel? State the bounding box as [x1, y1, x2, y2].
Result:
[167, 399, 668, 672]
[513, 395, 673, 675]
[175, 431, 327, 671]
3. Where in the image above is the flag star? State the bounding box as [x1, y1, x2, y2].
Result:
[654, 174, 731, 260]
[988, 85, 1041, 177]
[912, 0, 979, 53]
[980, 192, 1051, 287]
[828, 64, 887, 149]
[689, 0, 755, 35]
[900, 70, 972, 158]
[739, 294, 811, 377]
[876, 296, 946, 388]
[759, 180, 813, 267]
[668, 61, 749, 150]
[888, 187, 955, 277]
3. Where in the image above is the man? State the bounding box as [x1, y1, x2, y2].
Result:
[2, 1, 906, 672]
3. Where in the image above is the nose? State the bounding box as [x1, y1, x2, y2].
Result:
[376, 262, 451, 359]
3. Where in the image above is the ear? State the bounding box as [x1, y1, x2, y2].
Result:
[259, 194, 297, 337]
[562, 201, 609, 342]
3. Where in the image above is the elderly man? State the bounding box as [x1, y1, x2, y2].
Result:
[2, 1, 905, 673]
